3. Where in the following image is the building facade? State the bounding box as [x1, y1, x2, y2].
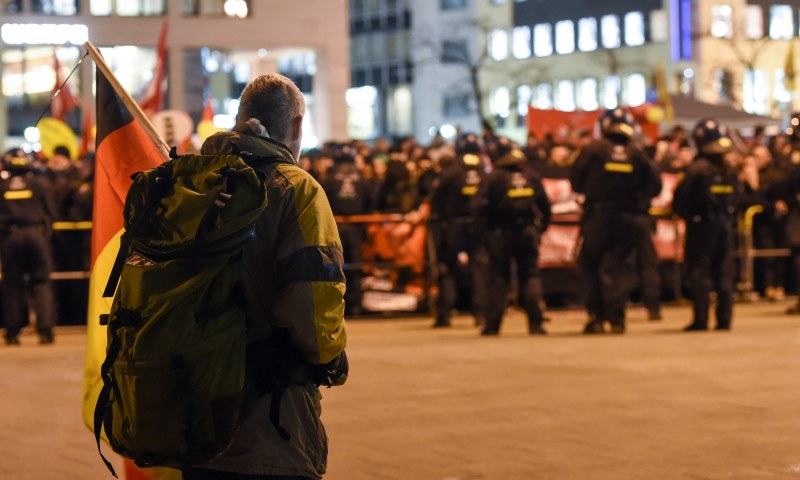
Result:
[1, 0, 350, 150]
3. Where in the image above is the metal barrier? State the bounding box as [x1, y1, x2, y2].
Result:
[737, 205, 791, 300]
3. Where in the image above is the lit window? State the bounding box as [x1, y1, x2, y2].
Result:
[577, 78, 598, 111]
[770, 5, 793, 40]
[91, 0, 167, 16]
[578, 17, 597, 52]
[601, 15, 620, 48]
[744, 5, 763, 39]
[775, 70, 791, 103]
[710, 5, 733, 38]
[513, 26, 532, 59]
[623, 73, 646, 106]
[555, 20, 575, 54]
[490, 86, 511, 118]
[602, 76, 620, 108]
[534, 83, 553, 109]
[650, 10, 669, 42]
[517, 84, 532, 117]
[743, 69, 767, 114]
[90, 0, 111, 15]
[32, 0, 78, 15]
[490, 0, 505, 4]
[533, 23, 553, 57]
[489, 29, 509, 61]
[556, 80, 575, 111]
[624, 12, 645, 46]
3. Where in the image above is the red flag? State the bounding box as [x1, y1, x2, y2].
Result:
[138, 21, 168, 115]
[201, 97, 215, 122]
[51, 55, 79, 121]
[78, 106, 95, 158]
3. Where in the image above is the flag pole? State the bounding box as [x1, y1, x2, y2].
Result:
[83, 41, 170, 162]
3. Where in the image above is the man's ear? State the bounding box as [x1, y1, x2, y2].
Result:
[291, 115, 304, 141]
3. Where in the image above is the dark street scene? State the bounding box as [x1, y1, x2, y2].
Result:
[2, 0, 800, 479]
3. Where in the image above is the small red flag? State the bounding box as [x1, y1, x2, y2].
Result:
[138, 21, 168, 115]
[51, 55, 79, 121]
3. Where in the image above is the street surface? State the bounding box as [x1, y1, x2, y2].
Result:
[2, 301, 800, 480]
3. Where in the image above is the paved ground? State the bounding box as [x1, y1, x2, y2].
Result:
[2, 301, 800, 480]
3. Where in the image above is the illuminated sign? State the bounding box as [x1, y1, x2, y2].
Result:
[0, 23, 88, 45]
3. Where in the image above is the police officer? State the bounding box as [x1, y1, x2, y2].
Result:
[571, 108, 662, 334]
[672, 119, 739, 331]
[428, 133, 487, 327]
[320, 144, 374, 316]
[474, 137, 551, 335]
[0, 148, 57, 344]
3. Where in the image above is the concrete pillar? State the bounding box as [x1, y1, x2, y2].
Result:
[168, 46, 184, 111]
[313, 46, 349, 142]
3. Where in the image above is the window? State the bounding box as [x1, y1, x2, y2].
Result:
[533, 23, 553, 57]
[601, 15, 620, 48]
[441, 0, 466, 10]
[91, 0, 166, 15]
[623, 73, 646, 106]
[769, 5, 793, 40]
[710, 5, 733, 38]
[775, 69, 791, 103]
[577, 78, 598, 110]
[602, 76, 620, 108]
[441, 40, 469, 63]
[512, 26, 532, 59]
[488, 29, 509, 61]
[650, 10, 668, 42]
[490, 0, 505, 4]
[443, 91, 472, 117]
[534, 83, 553, 109]
[555, 80, 575, 111]
[490, 86, 511, 124]
[4, 0, 22, 13]
[516, 84, 532, 117]
[624, 12, 645, 46]
[744, 5, 763, 39]
[742, 69, 767, 114]
[578, 17, 597, 52]
[555, 20, 575, 54]
[32, 0, 78, 14]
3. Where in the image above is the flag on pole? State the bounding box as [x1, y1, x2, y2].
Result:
[785, 39, 796, 92]
[138, 21, 168, 115]
[201, 96, 215, 122]
[81, 48, 174, 480]
[51, 55, 79, 121]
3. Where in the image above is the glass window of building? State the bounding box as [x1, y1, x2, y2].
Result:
[602, 76, 620, 108]
[623, 73, 646, 106]
[650, 10, 669, 42]
[742, 68, 767, 114]
[769, 5, 793, 40]
[555, 80, 575, 111]
[97, 46, 161, 98]
[490, 0, 505, 4]
[577, 78, 598, 110]
[533, 23, 553, 57]
[513, 26, 532, 59]
[3, 46, 81, 107]
[534, 83, 553, 109]
[710, 5, 733, 38]
[489, 29, 509, 61]
[624, 12, 645, 46]
[489, 86, 511, 118]
[775, 69, 791, 104]
[443, 91, 472, 117]
[555, 20, 575, 54]
[601, 15, 621, 48]
[516, 84, 532, 117]
[744, 5, 763, 39]
[441, 0, 466, 10]
[577, 17, 597, 52]
[32, 0, 78, 14]
[441, 39, 468, 63]
[4, 0, 22, 13]
[91, 0, 166, 15]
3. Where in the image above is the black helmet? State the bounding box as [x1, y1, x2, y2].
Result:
[785, 112, 800, 141]
[598, 108, 638, 140]
[486, 136, 526, 167]
[2, 148, 32, 172]
[692, 118, 734, 155]
[455, 132, 482, 156]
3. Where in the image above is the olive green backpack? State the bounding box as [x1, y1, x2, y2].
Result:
[93, 152, 270, 477]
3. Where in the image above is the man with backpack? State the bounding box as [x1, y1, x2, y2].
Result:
[189, 74, 349, 479]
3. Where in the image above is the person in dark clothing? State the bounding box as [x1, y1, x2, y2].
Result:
[474, 137, 552, 335]
[428, 133, 487, 328]
[570, 108, 662, 334]
[0, 148, 58, 345]
[672, 118, 739, 331]
[320, 144, 374, 316]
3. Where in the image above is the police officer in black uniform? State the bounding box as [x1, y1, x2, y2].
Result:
[0, 149, 57, 344]
[474, 137, 551, 335]
[571, 108, 662, 334]
[673, 119, 739, 331]
[428, 133, 487, 327]
[320, 144, 374, 315]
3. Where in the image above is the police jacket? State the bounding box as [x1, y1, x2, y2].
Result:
[200, 127, 347, 479]
[0, 171, 55, 231]
[429, 154, 486, 223]
[570, 138, 662, 214]
[320, 162, 374, 216]
[474, 153, 551, 233]
[672, 155, 739, 223]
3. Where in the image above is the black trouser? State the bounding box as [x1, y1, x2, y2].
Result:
[434, 221, 485, 324]
[684, 218, 735, 328]
[753, 213, 786, 291]
[578, 211, 646, 326]
[638, 217, 661, 313]
[183, 468, 312, 480]
[483, 225, 543, 333]
[338, 223, 364, 314]
[0, 226, 56, 338]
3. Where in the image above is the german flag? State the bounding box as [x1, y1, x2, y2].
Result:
[80, 65, 176, 479]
